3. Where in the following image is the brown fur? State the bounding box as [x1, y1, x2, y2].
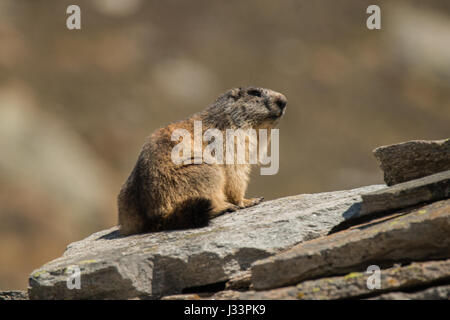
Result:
[118, 87, 287, 235]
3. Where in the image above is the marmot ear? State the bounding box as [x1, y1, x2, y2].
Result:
[228, 88, 243, 100]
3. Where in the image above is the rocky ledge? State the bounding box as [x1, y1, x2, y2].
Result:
[5, 138, 449, 300]
[27, 184, 383, 299]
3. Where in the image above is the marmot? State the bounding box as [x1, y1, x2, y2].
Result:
[118, 87, 287, 235]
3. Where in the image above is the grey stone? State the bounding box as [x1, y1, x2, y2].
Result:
[161, 293, 203, 300]
[0, 290, 28, 300]
[373, 138, 450, 186]
[251, 199, 450, 290]
[354, 170, 450, 218]
[234, 259, 450, 300]
[369, 285, 450, 300]
[225, 270, 252, 291]
[161, 260, 450, 300]
[28, 185, 383, 300]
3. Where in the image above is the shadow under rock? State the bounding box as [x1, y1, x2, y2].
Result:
[329, 202, 418, 235]
[97, 229, 124, 240]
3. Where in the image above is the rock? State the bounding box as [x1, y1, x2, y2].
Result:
[0, 290, 28, 300]
[28, 185, 383, 300]
[354, 170, 450, 218]
[209, 290, 243, 299]
[225, 271, 252, 291]
[223, 259, 450, 300]
[251, 199, 450, 290]
[161, 260, 450, 300]
[161, 273, 253, 299]
[373, 139, 450, 186]
[221, 288, 298, 300]
[162, 290, 242, 300]
[369, 285, 450, 300]
[161, 293, 203, 300]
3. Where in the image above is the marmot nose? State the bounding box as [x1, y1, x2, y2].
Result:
[274, 95, 287, 111]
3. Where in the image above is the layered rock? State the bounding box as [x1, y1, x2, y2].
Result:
[25, 138, 450, 300]
[192, 259, 450, 300]
[251, 198, 450, 290]
[373, 139, 450, 186]
[369, 285, 450, 300]
[28, 185, 382, 300]
[355, 169, 450, 219]
[0, 290, 28, 300]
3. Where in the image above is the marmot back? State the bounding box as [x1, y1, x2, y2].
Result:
[118, 87, 287, 235]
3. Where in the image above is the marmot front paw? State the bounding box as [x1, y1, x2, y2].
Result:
[240, 197, 264, 208]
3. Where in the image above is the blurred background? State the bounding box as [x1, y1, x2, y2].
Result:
[1, 0, 449, 290]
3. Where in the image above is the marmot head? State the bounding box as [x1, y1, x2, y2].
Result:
[202, 87, 287, 130]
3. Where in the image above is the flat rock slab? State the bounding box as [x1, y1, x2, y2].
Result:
[374, 138, 450, 186]
[162, 259, 450, 300]
[369, 285, 450, 300]
[225, 271, 252, 291]
[251, 199, 450, 290]
[239, 259, 450, 299]
[28, 185, 383, 300]
[355, 170, 450, 218]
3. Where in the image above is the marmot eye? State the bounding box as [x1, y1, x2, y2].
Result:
[247, 89, 262, 97]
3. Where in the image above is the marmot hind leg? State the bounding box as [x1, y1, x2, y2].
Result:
[160, 197, 213, 230]
[174, 164, 239, 219]
[209, 195, 240, 218]
[118, 203, 148, 235]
